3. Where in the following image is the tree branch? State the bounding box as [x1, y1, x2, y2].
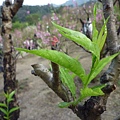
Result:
[31, 64, 73, 102]
[51, 46, 60, 87]
[11, 0, 24, 17]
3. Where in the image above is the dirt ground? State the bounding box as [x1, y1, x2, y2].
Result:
[0, 41, 120, 120]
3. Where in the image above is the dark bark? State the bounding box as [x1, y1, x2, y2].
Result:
[1, 0, 24, 120]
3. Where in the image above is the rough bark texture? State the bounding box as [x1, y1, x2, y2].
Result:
[31, 0, 120, 120]
[1, 0, 24, 120]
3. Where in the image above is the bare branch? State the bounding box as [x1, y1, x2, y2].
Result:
[51, 46, 60, 87]
[11, 0, 24, 17]
[31, 64, 73, 102]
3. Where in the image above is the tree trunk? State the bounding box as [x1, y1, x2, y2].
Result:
[1, 0, 24, 119]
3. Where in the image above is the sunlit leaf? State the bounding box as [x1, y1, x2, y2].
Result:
[16, 48, 87, 84]
[7, 98, 14, 104]
[92, 20, 98, 42]
[9, 107, 19, 114]
[97, 18, 109, 51]
[81, 87, 104, 99]
[93, 4, 97, 18]
[0, 103, 7, 108]
[0, 108, 7, 115]
[86, 53, 119, 85]
[9, 91, 15, 99]
[52, 22, 100, 59]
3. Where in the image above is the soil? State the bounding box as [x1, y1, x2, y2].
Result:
[0, 41, 120, 120]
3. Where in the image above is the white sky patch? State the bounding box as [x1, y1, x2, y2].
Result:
[0, 0, 68, 6]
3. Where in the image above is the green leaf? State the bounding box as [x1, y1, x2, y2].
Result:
[0, 108, 7, 115]
[58, 102, 73, 108]
[97, 18, 109, 51]
[93, 4, 97, 18]
[92, 20, 99, 42]
[7, 98, 14, 104]
[80, 86, 104, 103]
[0, 103, 7, 108]
[91, 84, 106, 90]
[7, 91, 15, 103]
[74, 86, 105, 105]
[52, 22, 100, 59]
[4, 116, 9, 120]
[9, 107, 19, 114]
[86, 53, 119, 85]
[4, 92, 9, 98]
[9, 91, 15, 99]
[60, 67, 76, 98]
[92, 4, 98, 43]
[81, 87, 104, 99]
[16, 48, 86, 84]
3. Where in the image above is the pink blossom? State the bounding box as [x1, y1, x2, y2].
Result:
[89, 6, 91, 9]
[23, 39, 34, 49]
[51, 36, 59, 46]
[27, 11, 30, 14]
[58, 34, 62, 37]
